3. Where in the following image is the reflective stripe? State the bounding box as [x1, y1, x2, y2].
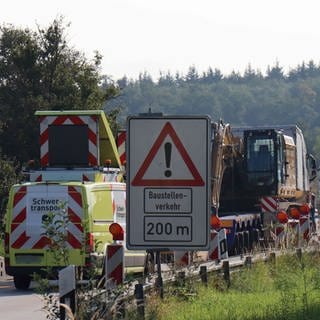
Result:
[299, 217, 310, 241]
[261, 196, 277, 212]
[11, 231, 30, 249]
[275, 226, 285, 238]
[218, 229, 228, 259]
[117, 131, 126, 166]
[208, 230, 219, 261]
[67, 186, 84, 248]
[106, 244, 124, 286]
[174, 251, 190, 266]
[32, 236, 51, 249]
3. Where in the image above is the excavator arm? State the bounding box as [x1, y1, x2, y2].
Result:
[211, 121, 241, 213]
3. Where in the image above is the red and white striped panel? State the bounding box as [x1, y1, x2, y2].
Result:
[10, 186, 30, 249]
[117, 130, 126, 168]
[218, 229, 228, 260]
[174, 251, 190, 266]
[39, 115, 98, 167]
[208, 230, 219, 261]
[275, 226, 286, 239]
[299, 216, 310, 242]
[67, 186, 84, 249]
[208, 229, 228, 261]
[10, 185, 83, 250]
[288, 220, 299, 247]
[260, 196, 278, 213]
[275, 225, 286, 248]
[30, 174, 42, 182]
[106, 244, 124, 289]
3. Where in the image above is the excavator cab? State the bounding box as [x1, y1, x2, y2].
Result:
[243, 129, 280, 195]
[241, 125, 314, 200]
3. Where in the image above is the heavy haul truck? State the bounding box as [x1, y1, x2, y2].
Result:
[212, 123, 318, 255]
[114, 118, 319, 261]
[3, 110, 146, 289]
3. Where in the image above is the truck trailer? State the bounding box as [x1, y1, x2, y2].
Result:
[212, 123, 318, 254]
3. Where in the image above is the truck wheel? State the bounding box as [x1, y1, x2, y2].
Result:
[14, 275, 31, 290]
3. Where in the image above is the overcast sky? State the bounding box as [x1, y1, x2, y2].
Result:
[1, 0, 320, 81]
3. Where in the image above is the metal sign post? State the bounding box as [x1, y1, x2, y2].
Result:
[59, 265, 76, 320]
[127, 115, 211, 251]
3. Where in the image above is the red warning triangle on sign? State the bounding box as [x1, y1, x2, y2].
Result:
[132, 122, 204, 186]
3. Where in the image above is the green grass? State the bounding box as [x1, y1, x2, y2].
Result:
[141, 252, 320, 320]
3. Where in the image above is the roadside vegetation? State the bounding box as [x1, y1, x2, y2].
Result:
[140, 251, 320, 320]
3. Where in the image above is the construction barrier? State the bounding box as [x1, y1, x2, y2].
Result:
[288, 220, 299, 247]
[208, 229, 228, 261]
[117, 130, 126, 171]
[275, 225, 286, 248]
[208, 230, 219, 261]
[174, 251, 190, 267]
[218, 229, 228, 260]
[299, 216, 310, 244]
[275, 217, 311, 248]
[105, 243, 124, 289]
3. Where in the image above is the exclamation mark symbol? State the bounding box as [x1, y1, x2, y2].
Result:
[164, 142, 172, 177]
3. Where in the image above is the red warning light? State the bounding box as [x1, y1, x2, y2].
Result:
[210, 215, 221, 230]
[109, 223, 124, 241]
[289, 207, 300, 220]
[299, 203, 310, 216]
[105, 159, 112, 167]
[277, 210, 288, 224]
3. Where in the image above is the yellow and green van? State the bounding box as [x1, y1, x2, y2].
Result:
[4, 180, 146, 289]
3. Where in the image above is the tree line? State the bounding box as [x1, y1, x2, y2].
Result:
[108, 61, 320, 162]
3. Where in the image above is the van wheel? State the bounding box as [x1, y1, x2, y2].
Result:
[14, 275, 31, 290]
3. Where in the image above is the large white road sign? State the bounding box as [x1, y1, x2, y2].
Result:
[127, 116, 211, 250]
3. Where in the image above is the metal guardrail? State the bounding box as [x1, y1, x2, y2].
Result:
[91, 251, 271, 319]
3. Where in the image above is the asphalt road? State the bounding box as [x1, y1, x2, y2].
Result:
[0, 277, 48, 320]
